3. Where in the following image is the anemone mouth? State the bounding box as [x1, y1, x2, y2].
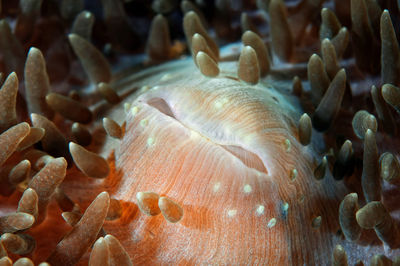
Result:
[146, 97, 268, 175]
[147, 97, 175, 118]
[220, 145, 268, 174]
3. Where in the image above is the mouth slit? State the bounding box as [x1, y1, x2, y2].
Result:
[147, 97, 176, 118]
[221, 145, 268, 174]
[147, 97, 268, 174]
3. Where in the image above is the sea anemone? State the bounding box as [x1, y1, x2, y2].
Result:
[0, 0, 400, 265]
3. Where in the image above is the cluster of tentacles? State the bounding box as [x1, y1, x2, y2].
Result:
[0, 0, 400, 265]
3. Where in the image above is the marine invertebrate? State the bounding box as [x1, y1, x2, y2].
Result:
[0, 0, 400, 265]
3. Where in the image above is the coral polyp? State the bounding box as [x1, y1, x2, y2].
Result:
[0, 0, 400, 265]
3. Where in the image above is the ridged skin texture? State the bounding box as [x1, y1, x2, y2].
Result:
[2, 0, 400, 265]
[96, 60, 347, 264]
[2, 57, 399, 265]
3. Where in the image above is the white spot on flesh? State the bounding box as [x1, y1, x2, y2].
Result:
[215, 101, 222, 109]
[290, 169, 298, 181]
[282, 202, 289, 212]
[243, 184, 252, 193]
[267, 218, 277, 228]
[124, 103, 131, 114]
[141, 85, 150, 92]
[213, 182, 221, 192]
[131, 106, 139, 116]
[140, 119, 148, 127]
[256, 205, 265, 215]
[152, 86, 160, 90]
[160, 73, 173, 81]
[147, 137, 154, 146]
[189, 130, 203, 140]
[281, 202, 289, 218]
[312, 216, 322, 229]
[227, 210, 237, 217]
[243, 133, 257, 146]
[214, 98, 229, 109]
[285, 139, 291, 152]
